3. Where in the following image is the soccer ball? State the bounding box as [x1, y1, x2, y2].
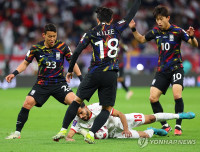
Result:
[94, 126, 108, 139]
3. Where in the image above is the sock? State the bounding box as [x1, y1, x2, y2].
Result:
[61, 128, 67, 131]
[175, 98, 184, 126]
[154, 113, 179, 122]
[144, 129, 154, 138]
[121, 81, 129, 92]
[175, 125, 181, 129]
[90, 109, 110, 134]
[62, 101, 80, 129]
[151, 101, 167, 126]
[16, 107, 30, 132]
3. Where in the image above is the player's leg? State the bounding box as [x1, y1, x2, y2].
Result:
[85, 71, 117, 144]
[171, 68, 185, 135]
[5, 96, 36, 139]
[6, 84, 50, 139]
[150, 72, 171, 132]
[52, 82, 75, 141]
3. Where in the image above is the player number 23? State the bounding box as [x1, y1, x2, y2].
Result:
[46, 61, 56, 69]
[95, 38, 118, 59]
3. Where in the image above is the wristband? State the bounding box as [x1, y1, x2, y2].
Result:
[12, 70, 19, 76]
[190, 36, 194, 39]
[78, 75, 83, 82]
[131, 28, 136, 32]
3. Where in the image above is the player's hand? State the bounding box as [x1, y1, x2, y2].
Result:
[5, 74, 15, 83]
[129, 20, 136, 29]
[66, 72, 73, 83]
[65, 137, 75, 142]
[186, 26, 195, 36]
[122, 130, 132, 138]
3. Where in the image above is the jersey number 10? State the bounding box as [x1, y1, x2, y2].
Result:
[95, 38, 119, 59]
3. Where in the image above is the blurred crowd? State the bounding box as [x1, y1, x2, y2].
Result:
[0, 0, 199, 74]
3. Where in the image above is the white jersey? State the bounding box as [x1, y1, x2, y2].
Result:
[70, 103, 145, 138]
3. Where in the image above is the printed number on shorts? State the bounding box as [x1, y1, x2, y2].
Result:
[95, 38, 118, 59]
[134, 114, 142, 121]
[173, 73, 182, 82]
[61, 85, 71, 92]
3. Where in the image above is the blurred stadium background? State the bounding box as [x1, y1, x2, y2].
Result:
[0, 0, 200, 88]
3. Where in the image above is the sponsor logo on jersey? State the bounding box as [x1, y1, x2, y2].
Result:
[56, 52, 60, 60]
[169, 34, 174, 41]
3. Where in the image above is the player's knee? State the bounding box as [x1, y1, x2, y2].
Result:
[23, 96, 36, 109]
[173, 94, 182, 100]
[149, 95, 158, 103]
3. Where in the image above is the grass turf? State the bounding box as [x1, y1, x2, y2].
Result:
[0, 87, 199, 152]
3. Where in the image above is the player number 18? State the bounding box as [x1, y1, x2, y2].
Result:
[95, 38, 118, 59]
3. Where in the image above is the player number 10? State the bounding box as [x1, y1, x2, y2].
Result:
[95, 38, 118, 59]
[161, 42, 170, 51]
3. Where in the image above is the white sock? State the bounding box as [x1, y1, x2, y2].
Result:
[154, 113, 179, 122]
[61, 128, 67, 131]
[175, 125, 181, 129]
[15, 131, 21, 135]
[144, 129, 154, 138]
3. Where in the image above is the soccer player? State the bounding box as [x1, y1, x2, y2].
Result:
[62, 0, 141, 144]
[5, 23, 83, 139]
[129, 5, 198, 135]
[64, 103, 195, 141]
[117, 42, 133, 100]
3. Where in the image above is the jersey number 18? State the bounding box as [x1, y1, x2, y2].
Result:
[95, 38, 118, 59]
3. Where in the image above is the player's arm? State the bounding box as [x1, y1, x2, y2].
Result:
[67, 61, 83, 82]
[112, 109, 132, 137]
[66, 129, 76, 141]
[5, 60, 30, 83]
[129, 20, 147, 43]
[186, 26, 198, 47]
[123, 0, 141, 24]
[67, 32, 90, 83]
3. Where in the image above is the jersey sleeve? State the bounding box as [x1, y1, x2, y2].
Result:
[145, 29, 156, 41]
[64, 44, 72, 61]
[80, 31, 91, 47]
[180, 28, 190, 42]
[70, 117, 81, 133]
[114, 20, 129, 34]
[25, 46, 36, 63]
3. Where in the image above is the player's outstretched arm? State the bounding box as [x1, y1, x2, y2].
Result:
[112, 109, 132, 137]
[124, 0, 141, 24]
[129, 20, 147, 43]
[65, 129, 76, 141]
[186, 26, 198, 47]
[5, 60, 30, 83]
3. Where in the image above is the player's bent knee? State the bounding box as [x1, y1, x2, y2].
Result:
[149, 96, 158, 103]
[64, 92, 76, 105]
[23, 96, 36, 109]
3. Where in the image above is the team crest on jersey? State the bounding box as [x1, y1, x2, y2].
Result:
[30, 90, 36, 95]
[169, 34, 174, 41]
[72, 120, 77, 127]
[56, 52, 60, 60]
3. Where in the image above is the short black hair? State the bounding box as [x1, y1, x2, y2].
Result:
[80, 102, 85, 108]
[44, 23, 57, 34]
[95, 7, 113, 23]
[153, 5, 170, 19]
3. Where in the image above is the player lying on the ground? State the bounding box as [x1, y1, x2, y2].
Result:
[54, 103, 195, 141]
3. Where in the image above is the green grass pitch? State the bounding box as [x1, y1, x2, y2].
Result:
[0, 87, 199, 152]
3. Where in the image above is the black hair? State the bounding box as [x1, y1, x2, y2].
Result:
[80, 102, 85, 108]
[95, 7, 113, 23]
[44, 23, 57, 34]
[153, 5, 170, 19]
